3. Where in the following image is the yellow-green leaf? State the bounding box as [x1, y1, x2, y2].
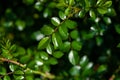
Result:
[38, 37, 50, 49]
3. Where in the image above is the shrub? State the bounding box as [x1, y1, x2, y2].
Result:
[0, 0, 120, 80]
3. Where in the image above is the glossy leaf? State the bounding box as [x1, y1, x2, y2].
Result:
[65, 20, 77, 29]
[43, 65, 50, 72]
[79, 55, 89, 68]
[51, 17, 60, 26]
[59, 11, 66, 20]
[103, 17, 111, 24]
[115, 24, 120, 34]
[3, 76, 11, 80]
[15, 20, 26, 31]
[40, 51, 48, 60]
[20, 55, 31, 63]
[70, 30, 79, 39]
[43, 8, 51, 18]
[14, 70, 24, 75]
[14, 75, 24, 80]
[97, 65, 107, 73]
[49, 57, 58, 65]
[103, 1, 112, 7]
[34, 2, 43, 11]
[89, 10, 96, 19]
[16, 46, 26, 55]
[52, 33, 63, 49]
[58, 25, 68, 40]
[65, 8, 70, 16]
[41, 25, 54, 35]
[69, 66, 81, 76]
[46, 44, 53, 55]
[9, 64, 17, 72]
[61, 41, 71, 52]
[69, 0, 74, 5]
[96, 0, 104, 6]
[68, 50, 79, 65]
[71, 41, 82, 51]
[0, 66, 6, 75]
[78, 9, 86, 18]
[38, 37, 50, 49]
[53, 51, 64, 58]
[97, 7, 108, 14]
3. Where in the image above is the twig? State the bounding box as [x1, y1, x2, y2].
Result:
[0, 57, 55, 79]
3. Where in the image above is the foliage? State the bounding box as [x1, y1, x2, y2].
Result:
[0, 0, 120, 80]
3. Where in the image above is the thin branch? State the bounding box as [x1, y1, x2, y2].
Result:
[0, 57, 55, 79]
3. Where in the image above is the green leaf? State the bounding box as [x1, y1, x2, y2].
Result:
[34, 2, 43, 11]
[117, 43, 120, 48]
[79, 55, 89, 68]
[97, 7, 108, 14]
[14, 70, 24, 75]
[97, 65, 107, 73]
[96, 0, 104, 6]
[107, 8, 116, 16]
[1, 49, 13, 59]
[89, 10, 96, 19]
[14, 75, 24, 80]
[70, 30, 79, 39]
[115, 24, 120, 34]
[51, 17, 60, 26]
[82, 63, 93, 76]
[85, 0, 90, 11]
[58, 25, 68, 40]
[53, 51, 64, 58]
[78, 9, 86, 18]
[96, 36, 103, 46]
[68, 50, 79, 65]
[40, 51, 48, 60]
[43, 65, 50, 72]
[38, 37, 50, 49]
[49, 57, 58, 65]
[15, 20, 26, 31]
[20, 55, 31, 63]
[65, 8, 70, 16]
[9, 64, 17, 72]
[46, 44, 53, 55]
[69, 0, 74, 5]
[3, 76, 11, 80]
[43, 8, 52, 18]
[41, 25, 54, 35]
[35, 59, 44, 66]
[9, 44, 16, 52]
[52, 33, 63, 49]
[65, 20, 77, 29]
[103, 1, 112, 7]
[71, 41, 82, 51]
[103, 17, 111, 24]
[59, 11, 66, 20]
[0, 66, 7, 75]
[61, 41, 71, 52]
[16, 46, 26, 55]
[69, 66, 81, 76]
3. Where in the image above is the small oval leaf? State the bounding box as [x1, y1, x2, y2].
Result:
[51, 17, 60, 26]
[38, 37, 50, 49]
[59, 11, 66, 20]
[52, 33, 63, 49]
[53, 51, 64, 58]
[41, 25, 54, 35]
[3, 76, 11, 80]
[68, 50, 79, 65]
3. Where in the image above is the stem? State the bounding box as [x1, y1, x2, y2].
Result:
[0, 57, 55, 79]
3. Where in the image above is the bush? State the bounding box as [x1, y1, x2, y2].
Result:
[0, 0, 120, 80]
